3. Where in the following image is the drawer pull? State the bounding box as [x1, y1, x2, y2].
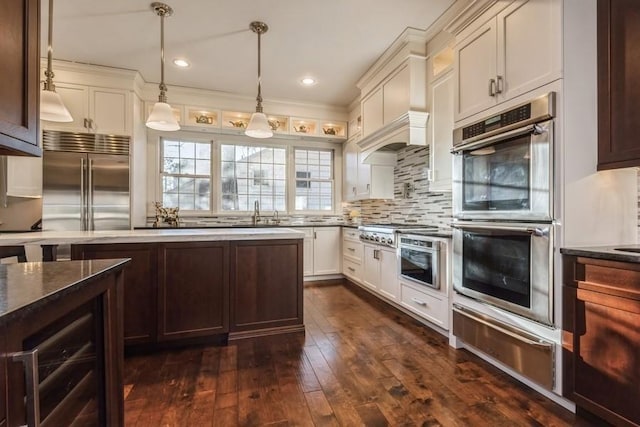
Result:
[411, 297, 427, 306]
[347, 247, 355, 251]
[347, 267, 356, 272]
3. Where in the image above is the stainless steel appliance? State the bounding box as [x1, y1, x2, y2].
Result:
[358, 224, 438, 248]
[42, 130, 130, 231]
[452, 221, 553, 326]
[398, 234, 442, 289]
[452, 93, 555, 221]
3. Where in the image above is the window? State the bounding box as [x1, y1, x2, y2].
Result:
[161, 139, 211, 211]
[221, 144, 287, 211]
[294, 149, 333, 211]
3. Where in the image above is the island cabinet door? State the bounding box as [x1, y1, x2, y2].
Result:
[0, 332, 5, 427]
[230, 239, 304, 337]
[71, 243, 158, 346]
[157, 242, 229, 341]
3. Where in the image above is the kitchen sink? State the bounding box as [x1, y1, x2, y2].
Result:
[613, 247, 640, 253]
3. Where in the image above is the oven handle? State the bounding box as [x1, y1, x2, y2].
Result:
[453, 305, 552, 348]
[451, 223, 549, 237]
[451, 123, 546, 154]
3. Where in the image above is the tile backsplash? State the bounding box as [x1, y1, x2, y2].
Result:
[344, 145, 453, 228]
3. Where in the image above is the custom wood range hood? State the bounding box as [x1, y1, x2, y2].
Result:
[356, 27, 430, 165]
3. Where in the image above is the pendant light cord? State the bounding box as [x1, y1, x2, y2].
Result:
[44, 0, 55, 91]
[158, 7, 168, 103]
[255, 28, 263, 113]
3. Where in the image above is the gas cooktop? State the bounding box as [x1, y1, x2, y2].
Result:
[358, 224, 439, 247]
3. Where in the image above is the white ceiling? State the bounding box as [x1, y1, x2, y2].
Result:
[43, 0, 455, 107]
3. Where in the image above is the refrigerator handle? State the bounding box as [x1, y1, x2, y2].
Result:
[88, 158, 94, 231]
[80, 157, 87, 230]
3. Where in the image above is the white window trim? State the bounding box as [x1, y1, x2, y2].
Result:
[149, 131, 343, 217]
[290, 146, 335, 214]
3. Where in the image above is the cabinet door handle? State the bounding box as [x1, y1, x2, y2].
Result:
[12, 348, 41, 427]
[373, 249, 379, 260]
[353, 186, 356, 194]
[84, 118, 91, 129]
[411, 297, 427, 307]
[489, 78, 496, 97]
[496, 75, 503, 94]
[366, 183, 370, 191]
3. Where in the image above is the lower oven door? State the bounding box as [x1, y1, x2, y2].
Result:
[399, 239, 440, 290]
[452, 221, 553, 325]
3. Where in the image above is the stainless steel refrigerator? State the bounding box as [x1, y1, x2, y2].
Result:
[42, 130, 130, 231]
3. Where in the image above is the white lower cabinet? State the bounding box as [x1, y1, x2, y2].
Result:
[298, 227, 341, 277]
[342, 228, 363, 283]
[400, 281, 449, 330]
[362, 245, 399, 301]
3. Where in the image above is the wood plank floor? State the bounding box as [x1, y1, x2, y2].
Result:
[124, 281, 597, 426]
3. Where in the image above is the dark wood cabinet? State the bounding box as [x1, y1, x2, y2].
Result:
[0, 332, 6, 427]
[0, 0, 41, 157]
[158, 242, 229, 341]
[3, 260, 126, 426]
[597, 0, 640, 170]
[72, 244, 158, 346]
[563, 255, 640, 426]
[230, 239, 304, 338]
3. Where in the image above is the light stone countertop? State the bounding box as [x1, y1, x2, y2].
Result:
[0, 228, 305, 246]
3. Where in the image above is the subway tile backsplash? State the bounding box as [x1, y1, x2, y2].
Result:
[344, 145, 453, 228]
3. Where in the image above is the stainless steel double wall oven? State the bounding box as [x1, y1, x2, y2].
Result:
[451, 93, 555, 326]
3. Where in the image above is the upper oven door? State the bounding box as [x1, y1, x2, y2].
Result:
[452, 120, 553, 221]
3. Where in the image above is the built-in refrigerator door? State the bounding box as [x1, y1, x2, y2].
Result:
[43, 151, 87, 231]
[88, 154, 130, 230]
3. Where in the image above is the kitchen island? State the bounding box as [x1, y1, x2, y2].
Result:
[1, 259, 129, 426]
[0, 228, 306, 349]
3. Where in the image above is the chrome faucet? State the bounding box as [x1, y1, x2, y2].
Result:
[252, 200, 261, 225]
[273, 209, 280, 225]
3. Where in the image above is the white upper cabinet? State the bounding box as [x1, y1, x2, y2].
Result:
[453, 0, 561, 122]
[428, 70, 454, 192]
[6, 156, 42, 198]
[45, 83, 130, 135]
[343, 138, 359, 202]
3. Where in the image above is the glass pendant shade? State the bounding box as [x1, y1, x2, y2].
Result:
[146, 101, 180, 131]
[245, 112, 273, 138]
[40, 89, 73, 122]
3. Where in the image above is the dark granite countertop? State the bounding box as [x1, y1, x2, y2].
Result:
[0, 259, 129, 326]
[560, 245, 640, 263]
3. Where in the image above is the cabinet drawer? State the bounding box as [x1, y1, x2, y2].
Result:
[343, 257, 362, 282]
[343, 239, 362, 261]
[342, 228, 360, 241]
[400, 283, 447, 328]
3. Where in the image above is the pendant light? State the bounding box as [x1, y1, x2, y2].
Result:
[245, 21, 273, 139]
[40, 0, 73, 122]
[146, 2, 180, 131]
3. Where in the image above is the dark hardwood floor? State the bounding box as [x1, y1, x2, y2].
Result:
[124, 281, 596, 426]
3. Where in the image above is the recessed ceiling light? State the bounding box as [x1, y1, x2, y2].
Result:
[173, 58, 190, 68]
[300, 77, 317, 86]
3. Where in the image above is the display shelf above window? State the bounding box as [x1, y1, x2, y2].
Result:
[266, 115, 288, 134]
[186, 107, 220, 128]
[319, 121, 346, 138]
[222, 111, 251, 130]
[291, 118, 317, 136]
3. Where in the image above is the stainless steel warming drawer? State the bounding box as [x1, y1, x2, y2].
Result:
[452, 305, 555, 390]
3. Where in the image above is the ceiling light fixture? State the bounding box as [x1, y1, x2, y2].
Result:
[173, 58, 190, 68]
[300, 77, 316, 86]
[245, 21, 272, 139]
[40, 0, 73, 122]
[146, 2, 180, 131]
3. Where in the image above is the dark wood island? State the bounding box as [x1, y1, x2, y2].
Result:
[0, 259, 129, 427]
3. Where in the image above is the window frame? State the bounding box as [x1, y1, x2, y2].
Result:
[159, 136, 214, 214]
[291, 147, 335, 213]
[153, 133, 341, 217]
